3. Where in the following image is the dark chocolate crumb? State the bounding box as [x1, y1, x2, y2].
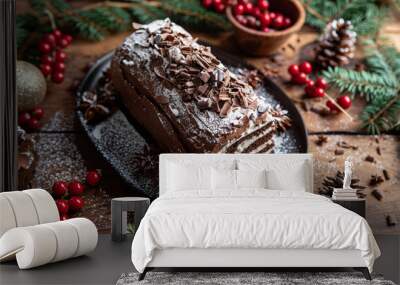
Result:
[365, 155, 375, 163]
[315, 135, 328, 146]
[383, 169, 390, 180]
[376, 146, 381, 155]
[386, 215, 397, 227]
[334, 149, 344, 155]
[369, 175, 384, 186]
[371, 189, 383, 201]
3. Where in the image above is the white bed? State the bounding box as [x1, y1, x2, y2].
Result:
[131, 154, 380, 280]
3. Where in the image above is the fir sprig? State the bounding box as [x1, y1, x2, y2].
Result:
[322, 43, 400, 134]
[18, 0, 230, 48]
[302, 0, 387, 37]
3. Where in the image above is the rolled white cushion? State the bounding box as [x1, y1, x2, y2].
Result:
[0, 191, 39, 227]
[65, 218, 98, 257]
[0, 226, 57, 269]
[0, 196, 17, 237]
[42, 221, 79, 262]
[23, 189, 59, 224]
[0, 218, 98, 269]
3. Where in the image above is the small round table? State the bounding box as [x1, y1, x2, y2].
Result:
[111, 197, 150, 242]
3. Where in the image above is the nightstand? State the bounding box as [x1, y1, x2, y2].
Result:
[111, 197, 150, 241]
[332, 199, 366, 218]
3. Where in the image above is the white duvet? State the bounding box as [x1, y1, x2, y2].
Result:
[131, 190, 380, 273]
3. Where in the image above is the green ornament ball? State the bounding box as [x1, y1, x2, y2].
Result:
[16, 60, 47, 112]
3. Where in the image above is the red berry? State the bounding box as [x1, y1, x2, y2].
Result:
[52, 72, 65, 83]
[299, 61, 313, 74]
[86, 170, 101, 186]
[31, 107, 44, 120]
[69, 196, 84, 212]
[262, 27, 270, 33]
[214, 2, 225, 13]
[304, 80, 315, 97]
[313, 87, 325, 98]
[234, 4, 245, 15]
[253, 7, 262, 17]
[52, 181, 68, 197]
[244, 2, 254, 14]
[64, 34, 73, 44]
[68, 181, 85, 196]
[337, 95, 352, 109]
[55, 50, 67, 62]
[57, 37, 69, 48]
[43, 33, 56, 48]
[41, 54, 53, 65]
[272, 15, 284, 28]
[293, 72, 308, 84]
[258, 0, 269, 10]
[236, 15, 248, 26]
[259, 12, 271, 27]
[52, 29, 63, 40]
[315, 77, 328, 90]
[53, 62, 65, 72]
[40, 64, 52, 77]
[288, 64, 300, 76]
[39, 41, 52, 54]
[56, 199, 69, 214]
[326, 100, 339, 112]
[269, 12, 276, 19]
[27, 118, 41, 130]
[18, 112, 31, 126]
[283, 17, 292, 27]
[60, 213, 69, 221]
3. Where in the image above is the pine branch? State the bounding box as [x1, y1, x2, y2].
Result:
[322, 67, 397, 101]
[303, 0, 387, 36]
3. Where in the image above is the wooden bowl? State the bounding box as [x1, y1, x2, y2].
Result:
[226, 0, 305, 56]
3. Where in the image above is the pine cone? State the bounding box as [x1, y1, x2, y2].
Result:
[315, 19, 357, 69]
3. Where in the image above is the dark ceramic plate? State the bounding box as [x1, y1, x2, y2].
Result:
[76, 46, 308, 198]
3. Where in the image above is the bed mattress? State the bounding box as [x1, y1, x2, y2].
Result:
[131, 190, 380, 273]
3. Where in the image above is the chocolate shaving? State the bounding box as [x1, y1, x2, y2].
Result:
[334, 149, 344, 155]
[155, 95, 169, 104]
[365, 155, 375, 163]
[383, 169, 390, 180]
[369, 175, 384, 186]
[371, 189, 383, 201]
[386, 215, 398, 227]
[337, 141, 358, 150]
[376, 146, 381, 155]
[315, 135, 328, 146]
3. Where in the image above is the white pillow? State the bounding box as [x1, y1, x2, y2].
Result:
[237, 158, 309, 192]
[167, 162, 212, 192]
[236, 169, 267, 189]
[265, 168, 307, 191]
[212, 168, 237, 191]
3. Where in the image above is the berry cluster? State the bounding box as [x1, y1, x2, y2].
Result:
[38, 29, 72, 84]
[233, 0, 291, 32]
[288, 61, 352, 112]
[201, 0, 292, 33]
[18, 107, 44, 131]
[52, 170, 101, 220]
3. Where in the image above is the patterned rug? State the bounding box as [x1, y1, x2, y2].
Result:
[116, 271, 395, 285]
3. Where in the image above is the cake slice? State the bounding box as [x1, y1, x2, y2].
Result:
[111, 19, 290, 153]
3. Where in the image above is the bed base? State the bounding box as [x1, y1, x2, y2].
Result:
[138, 267, 371, 281]
[138, 248, 372, 281]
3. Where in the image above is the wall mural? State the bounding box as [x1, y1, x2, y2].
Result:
[15, 0, 399, 234]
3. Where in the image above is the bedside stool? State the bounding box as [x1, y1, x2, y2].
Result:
[111, 197, 150, 242]
[332, 199, 366, 218]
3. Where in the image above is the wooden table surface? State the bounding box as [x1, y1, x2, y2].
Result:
[18, 4, 400, 234]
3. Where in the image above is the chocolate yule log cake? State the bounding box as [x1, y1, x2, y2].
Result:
[111, 19, 291, 153]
